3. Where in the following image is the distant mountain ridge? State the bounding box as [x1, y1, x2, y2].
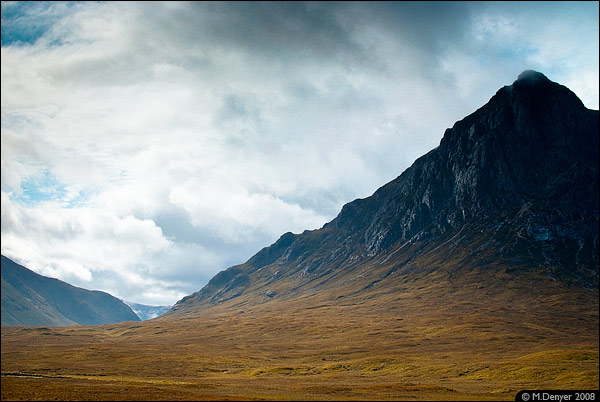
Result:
[122, 300, 172, 321]
[1, 255, 140, 326]
[171, 71, 598, 314]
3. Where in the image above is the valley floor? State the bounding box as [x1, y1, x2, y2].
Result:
[2, 271, 598, 401]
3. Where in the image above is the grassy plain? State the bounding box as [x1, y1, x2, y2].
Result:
[2, 267, 598, 400]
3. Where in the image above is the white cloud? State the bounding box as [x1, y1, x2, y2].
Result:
[463, 1, 599, 109]
[1, 2, 598, 305]
[169, 180, 328, 244]
[564, 69, 600, 110]
[1, 192, 194, 305]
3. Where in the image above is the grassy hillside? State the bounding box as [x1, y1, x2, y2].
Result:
[1, 256, 140, 327]
[2, 263, 597, 400]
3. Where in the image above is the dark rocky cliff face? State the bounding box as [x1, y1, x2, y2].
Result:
[331, 70, 598, 259]
[173, 71, 599, 311]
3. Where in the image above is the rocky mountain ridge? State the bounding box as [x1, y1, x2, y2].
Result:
[171, 71, 598, 313]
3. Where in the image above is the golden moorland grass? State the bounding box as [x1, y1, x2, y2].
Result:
[2, 268, 598, 401]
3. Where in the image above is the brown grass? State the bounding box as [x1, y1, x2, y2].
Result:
[2, 268, 598, 400]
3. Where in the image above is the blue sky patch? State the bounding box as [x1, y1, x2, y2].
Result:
[12, 169, 66, 205]
[1, 1, 77, 46]
[8, 169, 88, 207]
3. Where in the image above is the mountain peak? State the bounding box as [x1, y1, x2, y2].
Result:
[172, 71, 599, 313]
[503, 69, 585, 113]
[515, 69, 551, 86]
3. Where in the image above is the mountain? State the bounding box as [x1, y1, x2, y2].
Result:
[2, 71, 598, 400]
[171, 70, 598, 314]
[122, 300, 172, 321]
[1, 255, 140, 326]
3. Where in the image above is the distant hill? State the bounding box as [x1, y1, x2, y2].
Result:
[1, 255, 140, 326]
[122, 300, 172, 321]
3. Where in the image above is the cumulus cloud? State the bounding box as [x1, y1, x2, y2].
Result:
[1, 1, 598, 305]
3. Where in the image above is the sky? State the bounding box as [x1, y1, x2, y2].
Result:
[1, 1, 598, 306]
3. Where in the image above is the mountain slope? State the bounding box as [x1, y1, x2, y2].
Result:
[171, 70, 598, 314]
[1, 255, 140, 326]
